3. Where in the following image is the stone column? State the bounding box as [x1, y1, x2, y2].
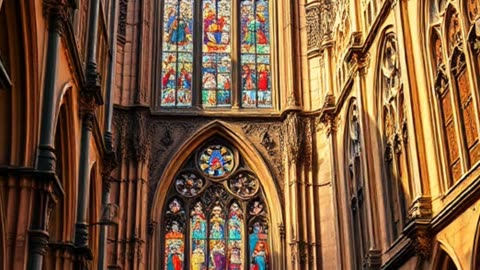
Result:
[73, 0, 102, 267]
[27, 2, 69, 270]
[98, 0, 119, 268]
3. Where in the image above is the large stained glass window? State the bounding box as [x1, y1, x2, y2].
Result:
[162, 142, 270, 270]
[160, 0, 272, 108]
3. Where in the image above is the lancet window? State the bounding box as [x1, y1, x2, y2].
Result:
[380, 33, 410, 239]
[162, 142, 270, 270]
[345, 99, 368, 268]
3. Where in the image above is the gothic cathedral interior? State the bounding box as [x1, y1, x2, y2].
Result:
[1, 0, 480, 269]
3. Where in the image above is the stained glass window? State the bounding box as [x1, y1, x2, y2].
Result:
[160, 0, 272, 108]
[162, 142, 269, 270]
[240, 0, 271, 108]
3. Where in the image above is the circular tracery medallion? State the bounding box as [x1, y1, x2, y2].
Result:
[228, 171, 259, 198]
[198, 145, 235, 178]
[175, 171, 205, 197]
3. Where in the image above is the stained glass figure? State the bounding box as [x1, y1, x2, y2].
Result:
[202, 0, 232, 107]
[209, 204, 226, 270]
[227, 202, 243, 269]
[175, 172, 205, 197]
[228, 171, 259, 198]
[248, 199, 268, 270]
[191, 202, 207, 270]
[198, 145, 235, 178]
[164, 199, 186, 270]
[161, 0, 194, 107]
[240, 0, 272, 108]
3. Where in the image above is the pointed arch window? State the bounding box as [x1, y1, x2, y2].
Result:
[162, 142, 270, 270]
[345, 99, 368, 268]
[379, 33, 411, 239]
[159, 0, 272, 108]
[428, 4, 480, 186]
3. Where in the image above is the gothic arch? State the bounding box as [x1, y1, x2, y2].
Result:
[53, 83, 78, 240]
[44, 89, 79, 269]
[432, 241, 462, 269]
[150, 120, 284, 270]
[373, 27, 411, 241]
[341, 97, 369, 269]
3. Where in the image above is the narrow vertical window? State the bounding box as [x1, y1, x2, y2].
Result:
[209, 203, 227, 269]
[191, 202, 207, 270]
[346, 100, 368, 268]
[164, 199, 186, 270]
[202, 0, 232, 107]
[240, 0, 272, 108]
[248, 199, 269, 270]
[227, 202, 243, 269]
[161, 0, 194, 107]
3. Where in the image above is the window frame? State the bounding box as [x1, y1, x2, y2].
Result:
[427, 3, 480, 190]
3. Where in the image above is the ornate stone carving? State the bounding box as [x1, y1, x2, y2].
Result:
[283, 112, 302, 162]
[133, 111, 150, 163]
[306, 2, 321, 56]
[408, 196, 432, 219]
[118, 0, 128, 43]
[300, 117, 314, 168]
[404, 220, 432, 260]
[306, 0, 336, 57]
[43, 0, 71, 35]
[78, 91, 98, 129]
[241, 121, 284, 182]
[260, 131, 276, 155]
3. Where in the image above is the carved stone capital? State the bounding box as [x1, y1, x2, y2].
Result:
[78, 91, 99, 130]
[317, 94, 337, 136]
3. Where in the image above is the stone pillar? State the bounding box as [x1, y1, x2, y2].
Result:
[98, 0, 119, 267]
[73, 99, 96, 270]
[27, 2, 69, 270]
[73, 0, 102, 267]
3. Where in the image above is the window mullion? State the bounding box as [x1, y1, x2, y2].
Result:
[193, 0, 204, 108]
[231, 0, 240, 109]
